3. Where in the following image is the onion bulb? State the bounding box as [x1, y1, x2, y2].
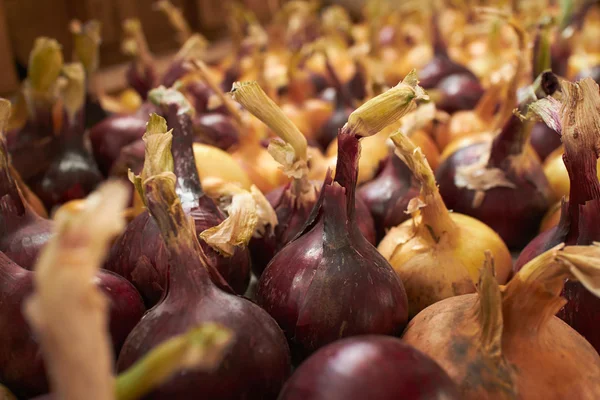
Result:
[403, 244, 600, 399]
[279, 335, 460, 400]
[378, 131, 511, 318]
[257, 76, 427, 359]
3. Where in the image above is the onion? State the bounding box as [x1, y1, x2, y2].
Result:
[193, 112, 240, 151]
[89, 103, 155, 176]
[27, 63, 103, 210]
[117, 124, 291, 399]
[256, 77, 426, 358]
[105, 97, 252, 305]
[315, 56, 355, 150]
[514, 77, 600, 352]
[232, 81, 375, 276]
[0, 184, 145, 399]
[543, 146, 600, 202]
[403, 244, 600, 399]
[192, 143, 253, 190]
[378, 131, 511, 318]
[435, 66, 555, 249]
[0, 100, 53, 269]
[419, 15, 482, 113]
[278, 335, 460, 400]
[358, 103, 443, 240]
[121, 19, 157, 100]
[8, 38, 63, 182]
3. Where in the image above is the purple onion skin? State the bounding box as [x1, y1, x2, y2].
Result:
[434, 74, 484, 114]
[109, 138, 145, 178]
[0, 162, 52, 269]
[89, 103, 157, 176]
[529, 122, 561, 161]
[256, 133, 408, 360]
[117, 190, 291, 400]
[126, 63, 157, 101]
[278, 335, 460, 400]
[193, 113, 240, 151]
[436, 141, 550, 249]
[557, 280, 600, 352]
[358, 152, 418, 241]
[250, 182, 376, 278]
[419, 55, 478, 89]
[0, 253, 145, 399]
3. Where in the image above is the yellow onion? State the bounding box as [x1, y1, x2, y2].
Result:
[403, 244, 600, 399]
[539, 200, 562, 233]
[192, 143, 252, 190]
[378, 131, 511, 318]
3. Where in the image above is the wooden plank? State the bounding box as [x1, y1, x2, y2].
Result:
[0, 0, 18, 95]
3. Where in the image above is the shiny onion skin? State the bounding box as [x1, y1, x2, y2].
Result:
[0, 252, 145, 399]
[28, 103, 103, 210]
[89, 103, 157, 176]
[256, 132, 408, 360]
[117, 165, 291, 400]
[193, 112, 240, 151]
[529, 121, 561, 161]
[250, 181, 376, 277]
[105, 104, 251, 305]
[358, 151, 418, 241]
[278, 336, 460, 400]
[403, 247, 600, 400]
[0, 134, 52, 269]
[436, 135, 551, 249]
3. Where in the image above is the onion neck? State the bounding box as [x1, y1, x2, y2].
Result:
[115, 323, 232, 400]
[165, 106, 206, 211]
[390, 131, 457, 241]
[145, 175, 214, 295]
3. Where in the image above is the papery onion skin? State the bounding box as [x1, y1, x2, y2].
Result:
[278, 335, 460, 400]
[402, 290, 600, 400]
[436, 138, 551, 249]
[0, 253, 145, 399]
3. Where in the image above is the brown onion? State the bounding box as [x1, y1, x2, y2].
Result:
[403, 244, 600, 399]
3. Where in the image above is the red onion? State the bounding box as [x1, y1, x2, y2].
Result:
[529, 121, 561, 161]
[0, 101, 52, 269]
[279, 335, 459, 400]
[27, 64, 102, 210]
[193, 112, 240, 151]
[514, 77, 600, 351]
[89, 102, 156, 176]
[232, 81, 375, 276]
[0, 247, 144, 398]
[8, 38, 62, 182]
[256, 77, 426, 358]
[117, 125, 291, 399]
[105, 95, 251, 305]
[435, 69, 555, 249]
[418, 16, 481, 113]
[315, 57, 355, 150]
[122, 19, 157, 100]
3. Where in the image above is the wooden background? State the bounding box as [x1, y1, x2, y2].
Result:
[0, 0, 287, 95]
